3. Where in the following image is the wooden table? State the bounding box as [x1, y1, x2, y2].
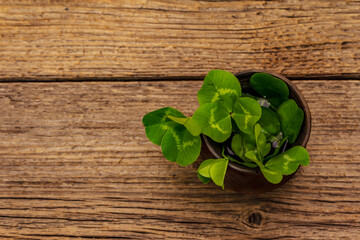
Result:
[0, 1, 359, 239]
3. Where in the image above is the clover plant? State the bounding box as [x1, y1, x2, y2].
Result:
[143, 70, 309, 189]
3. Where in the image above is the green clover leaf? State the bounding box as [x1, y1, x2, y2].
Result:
[197, 70, 242, 113]
[250, 73, 289, 100]
[197, 158, 229, 189]
[257, 107, 281, 136]
[143, 107, 186, 145]
[254, 124, 271, 158]
[260, 167, 283, 184]
[192, 102, 232, 143]
[167, 115, 201, 136]
[232, 97, 262, 134]
[231, 132, 256, 162]
[143, 107, 201, 166]
[277, 99, 304, 143]
[260, 146, 309, 184]
[265, 146, 309, 175]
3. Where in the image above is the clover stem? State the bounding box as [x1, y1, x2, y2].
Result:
[269, 104, 277, 111]
[251, 152, 265, 168]
[221, 147, 226, 158]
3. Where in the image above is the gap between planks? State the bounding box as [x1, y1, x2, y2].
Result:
[0, 73, 360, 83]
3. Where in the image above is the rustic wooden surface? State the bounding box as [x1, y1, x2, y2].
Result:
[0, 0, 360, 80]
[0, 81, 359, 239]
[0, 0, 360, 239]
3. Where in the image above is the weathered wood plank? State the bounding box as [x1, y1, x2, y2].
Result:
[0, 0, 359, 80]
[0, 80, 359, 239]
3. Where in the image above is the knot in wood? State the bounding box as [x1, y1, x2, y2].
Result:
[247, 212, 262, 227]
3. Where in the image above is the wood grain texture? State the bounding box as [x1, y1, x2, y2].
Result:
[0, 80, 359, 239]
[0, 0, 360, 80]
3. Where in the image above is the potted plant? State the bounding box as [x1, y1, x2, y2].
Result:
[142, 70, 311, 193]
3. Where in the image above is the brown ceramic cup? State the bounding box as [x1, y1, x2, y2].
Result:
[200, 70, 311, 194]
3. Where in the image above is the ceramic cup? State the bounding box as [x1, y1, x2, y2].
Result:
[200, 70, 311, 194]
